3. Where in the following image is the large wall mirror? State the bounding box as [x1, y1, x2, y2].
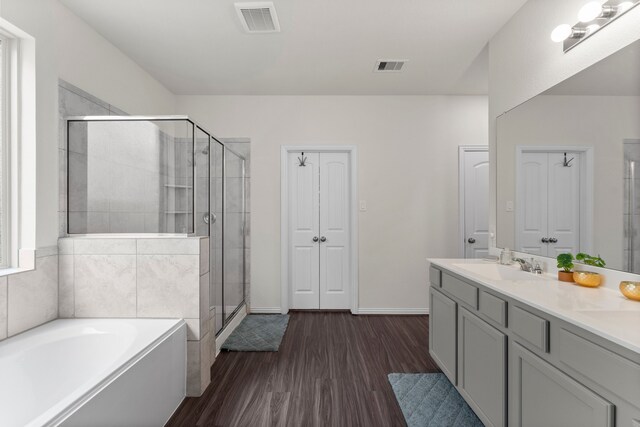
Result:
[497, 38, 640, 273]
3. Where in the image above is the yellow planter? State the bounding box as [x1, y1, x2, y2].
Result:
[619, 281, 640, 301]
[572, 271, 602, 288]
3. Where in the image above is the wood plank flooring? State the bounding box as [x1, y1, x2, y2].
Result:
[167, 312, 440, 427]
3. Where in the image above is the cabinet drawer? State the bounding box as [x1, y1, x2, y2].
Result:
[442, 273, 478, 309]
[559, 328, 640, 406]
[479, 291, 507, 327]
[429, 266, 441, 287]
[510, 305, 549, 353]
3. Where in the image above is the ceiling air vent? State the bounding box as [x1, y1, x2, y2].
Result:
[235, 2, 280, 33]
[374, 60, 408, 72]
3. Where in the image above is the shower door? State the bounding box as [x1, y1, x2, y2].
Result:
[209, 142, 246, 335]
[223, 148, 246, 323]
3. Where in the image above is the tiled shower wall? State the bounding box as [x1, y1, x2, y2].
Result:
[58, 237, 212, 396]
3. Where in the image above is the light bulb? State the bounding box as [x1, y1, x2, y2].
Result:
[585, 23, 600, 34]
[617, 1, 633, 13]
[551, 24, 573, 42]
[578, 1, 603, 22]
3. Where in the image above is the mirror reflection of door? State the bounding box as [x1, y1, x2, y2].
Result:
[460, 147, 489, 258]
[516, 150, 582, 256]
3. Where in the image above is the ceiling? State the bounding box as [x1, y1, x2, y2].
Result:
[60, 0, 527, 95]
[544, 38, 640, 96]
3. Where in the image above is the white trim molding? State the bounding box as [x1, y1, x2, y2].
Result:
[280, 145, 359, 315]
[250, 307, 282, 314]
[357, 308, 429, 315]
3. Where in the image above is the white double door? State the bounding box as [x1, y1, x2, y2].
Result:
[517, 151, 581, 256]
[289, 152, 350, 310]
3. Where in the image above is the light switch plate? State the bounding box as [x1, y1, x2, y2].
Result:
[359, 200, 367, 211]
[506, 201, 514, 212]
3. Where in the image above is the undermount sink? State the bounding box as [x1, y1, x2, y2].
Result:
[452, 262, 546, 281]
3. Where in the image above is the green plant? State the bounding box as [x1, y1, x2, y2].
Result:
[576, 253, 606, 268]
[557, 253, 574, 272]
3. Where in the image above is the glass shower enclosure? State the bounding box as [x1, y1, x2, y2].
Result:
[66, 116, 246, 334]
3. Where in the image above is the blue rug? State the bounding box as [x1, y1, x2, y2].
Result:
[221, 315, 289, 351]
[388, 373, 484, 427]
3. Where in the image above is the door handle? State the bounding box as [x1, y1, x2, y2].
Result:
[541, 237, 549, 243]
[313, 236, 319, 242]
[467, 238, 476, 244]
[549, 237, 558, 243]
[320, 236, 327, 242]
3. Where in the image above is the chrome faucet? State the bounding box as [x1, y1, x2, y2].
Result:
[513, 257, 543, 275]
[513, 257, 533, 272]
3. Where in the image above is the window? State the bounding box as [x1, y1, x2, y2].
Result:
[0, 19, 37, 270]
[0, 37, 9, 267]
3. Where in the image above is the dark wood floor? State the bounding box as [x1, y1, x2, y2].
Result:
[167, 312, 440, 427]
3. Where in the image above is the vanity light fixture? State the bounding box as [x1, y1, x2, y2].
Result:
[550, 0, 640, 52]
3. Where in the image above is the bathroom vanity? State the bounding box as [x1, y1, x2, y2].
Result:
[428, 259, 640, 427]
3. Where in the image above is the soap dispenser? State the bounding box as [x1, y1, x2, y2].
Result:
[500, 248, 512, 265]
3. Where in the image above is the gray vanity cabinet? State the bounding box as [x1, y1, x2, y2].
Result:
[458, 307, 506, 427]
[510, 342, 615, 427]
[429, 287, 457, 384]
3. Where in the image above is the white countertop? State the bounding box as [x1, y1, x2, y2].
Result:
[428, 258, 640, 355]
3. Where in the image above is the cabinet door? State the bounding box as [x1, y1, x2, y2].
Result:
[458, 307, 506, 427]
[510, 342, 614, 427]
[429, 287, 457, 384]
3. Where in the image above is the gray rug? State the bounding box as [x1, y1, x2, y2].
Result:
[221, 314, 289, 351]
[388, 373, 484, 427]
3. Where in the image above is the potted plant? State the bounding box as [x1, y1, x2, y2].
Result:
[556, 253, 575, 282]
[573, 253, 605, 287]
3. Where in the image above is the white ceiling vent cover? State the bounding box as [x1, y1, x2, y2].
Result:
[235, 2, 281, 33]
[374, 60, 408, 72]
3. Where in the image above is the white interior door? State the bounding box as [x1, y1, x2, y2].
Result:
[516, 152, 549, 255]
[288, 151, 351, 310]
[319, 153, 351, 309]
[289, 152, 320, 309]
[547, 152, 581, 256]
[462, 149, 490, 258]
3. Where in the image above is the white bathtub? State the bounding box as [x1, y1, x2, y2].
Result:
[0, 318, 186, 427]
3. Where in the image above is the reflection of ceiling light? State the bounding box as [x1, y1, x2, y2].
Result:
[585, 23, 600, 34]
[578, 1, 603, 22]
[618, 1, 634, 13]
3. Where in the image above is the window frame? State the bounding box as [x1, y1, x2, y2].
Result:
[0, 33, 11, 268]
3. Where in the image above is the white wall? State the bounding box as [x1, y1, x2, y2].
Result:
[177, 95, 488, 311]
[488, 0, 640, 252]
[0, 0, 176, 248]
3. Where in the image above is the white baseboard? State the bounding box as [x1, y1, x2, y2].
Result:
[356, 308, 429, 315]
[214, 304, 247, 358]
[250, 307, 282, 314]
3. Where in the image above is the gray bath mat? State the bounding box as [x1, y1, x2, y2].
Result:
[388, 373, 484, 427]
[221, 314, 289, 351]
